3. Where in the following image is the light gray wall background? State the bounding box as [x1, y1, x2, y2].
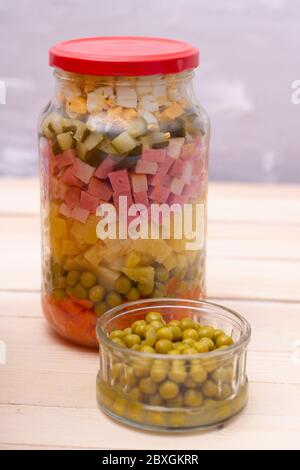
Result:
[0, 0, 299, 181]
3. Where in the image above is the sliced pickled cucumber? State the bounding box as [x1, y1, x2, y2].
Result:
[41, 112, 63, 138]
[76, 141, 89, 161]
[84, 132, 104, 151]
[151, 131, 170, 148]
[56, 132, 74, 151]
[100, 139, 120, 156]
[128, 118, 148, 138]
[111, 131, 137, 154]
[86, 148, 106, 167]
[74, 121, 90, 142]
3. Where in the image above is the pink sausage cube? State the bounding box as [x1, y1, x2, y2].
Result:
[73, 159, 95, 184]
[142, 148, 166, 163]
[94, 157, 115, 179]
[55, 149, 75, 170]
[59, 202, 72, 218]
[108, 169, 131, 193]
[61, 166, 85, 188]
[65, 187, 81, 210]
[148, 173, 172, 187]
[80, 190, 99, 214]
[170, 159, 185, 177]
[157, 155, 174, 174]
[113, 191, 133, 208]
[183, 183, 199, 199]
[170, 177, 185, 195]
[167, 138, 185, 159]
[131, 173, 148, 193]
[181, 142, 196, 160]
[88, 177, 112, 202]
[135, 160, 158, 175]
[71, 206, 90, 224]
[181, 161, 193, 184]
[149, 186, 170, 203]
[133, 191, 149, 207]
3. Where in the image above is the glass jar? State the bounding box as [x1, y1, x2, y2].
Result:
[96, 299, 251, 432]
[39, 37, 210, 347]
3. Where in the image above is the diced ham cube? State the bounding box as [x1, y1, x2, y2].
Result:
[149, 186, 170, 203]
[142, 148, 166, 163]
[131, 173, 148, 193]
[133, 191, 149, 207]
[108, 169, 131, 193]
[167, 138, 185, 159]
[170, 177, 185, 195]
[183, 183, 200, 199]
[65, 187, 81, 210]
[113, 191, 133, 208]
[94, 157, 115, 179]
[169, 159, 185, 177]
[168, 194, 188, 206]
[73, 159, 94, 184]
[71, 206, 90, 223]
[135, 160, 158, 175]
[80, 190, 99, 213]
[88, 177, 112, 201]
[157, 155, 174, 174]
[181, 142, 196, 159]
[148, 173, 172, 187]
[55, 149, 76, 170]
[59, 202, 72, 218]
[181, 161, 193, 184]
[61, 166, 85, 188]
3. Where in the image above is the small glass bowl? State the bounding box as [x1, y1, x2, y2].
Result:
[96, 299, 251, 432]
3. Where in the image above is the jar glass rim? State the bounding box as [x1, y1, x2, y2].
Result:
[96, 298, 251, 360]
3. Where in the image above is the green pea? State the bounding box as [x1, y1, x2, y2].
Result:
[169, 325, 182, 341]
[131, 344, 141, 351]
[94, 301, 108, 317]
[198, 326, 215, 340]
[213, 329, 225, 341]
[111, 337, 125, 346]
[183, 389, 203, 407]
[112, 397, 127, 416]
[123, 327, 132, 336]
[148, 394, 164, 406]
[66, 270, 80, 287]
[182, 328, 198, 341]
[182, 338, 197, 347]
[166, 394, 183, 407]
[131, 320, 147, 333]
[53, 275, 66, 289]
[156, 327, 174, 341]
[155, 266, 169, 283]
[143, 327, 157, 346]
[202, 380, 218, 398]
[139, 377, 158, 395]
[115, 276, 132, 294]
[137, 283, 153, 296]
[127, 402, 144, 422]
[159, 380, 179, 400]
[194, 340, 210, 353]
[215, 334, 234, 348]
[167, 349, 181, 355]
[121, 366, 137, 387]
[182, 347, 198, 355]
[124, 334, 141, 348]
[145, 311, 163, 323]
[212, 367, 233, 383]
[190, 364, 207, 384]
[80, 271, 97, 289]
[110, 362, 123, 380]
[110, 330, 125, 340]
[179, 317, 196, 331]
[168, 320, 181, 327]
[131, 358, 151, 377]
[168, 365, 187, 383]
[53, 288, 66, 301]
[150, 361, 169, 383]
[126, 287, 140, 301]
[106, 291, 123, 308]
[88, 285, 105, 302]
[140, 345, 155, 354]
[155, 339, 173, 354]
[198, 337, 215, 351]
[72, 283, 88, 300]
[135, 324, 148, 338]
[128, 387, 142, 401]
[148, 320, 165, 331]
[217, 383, 232, 400]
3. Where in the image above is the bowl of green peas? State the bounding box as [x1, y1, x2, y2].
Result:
[96, 298, 251, 432]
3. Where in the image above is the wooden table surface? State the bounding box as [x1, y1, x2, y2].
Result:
[0, 178, 300, 450]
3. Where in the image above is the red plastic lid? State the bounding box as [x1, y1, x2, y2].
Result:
[49, 36, 199, 76]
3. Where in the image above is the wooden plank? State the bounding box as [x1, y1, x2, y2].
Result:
[0, 404, 299, 450]
[207, 258, 300, 302]
[1, 178, 300, 225]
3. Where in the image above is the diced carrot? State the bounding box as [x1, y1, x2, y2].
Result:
[165, 276, 179, 295]
[70, 295, 94, 309]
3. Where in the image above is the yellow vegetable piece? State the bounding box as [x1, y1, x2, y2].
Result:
[67, 96, 87, 114]
[51, 216, 67, 239]
[122, 266, 154, 287]
[125, 251, 141, 268]
[165, 102, 184, 119]
[61, 240, 80, 256]
[84, 241, 105, 266]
